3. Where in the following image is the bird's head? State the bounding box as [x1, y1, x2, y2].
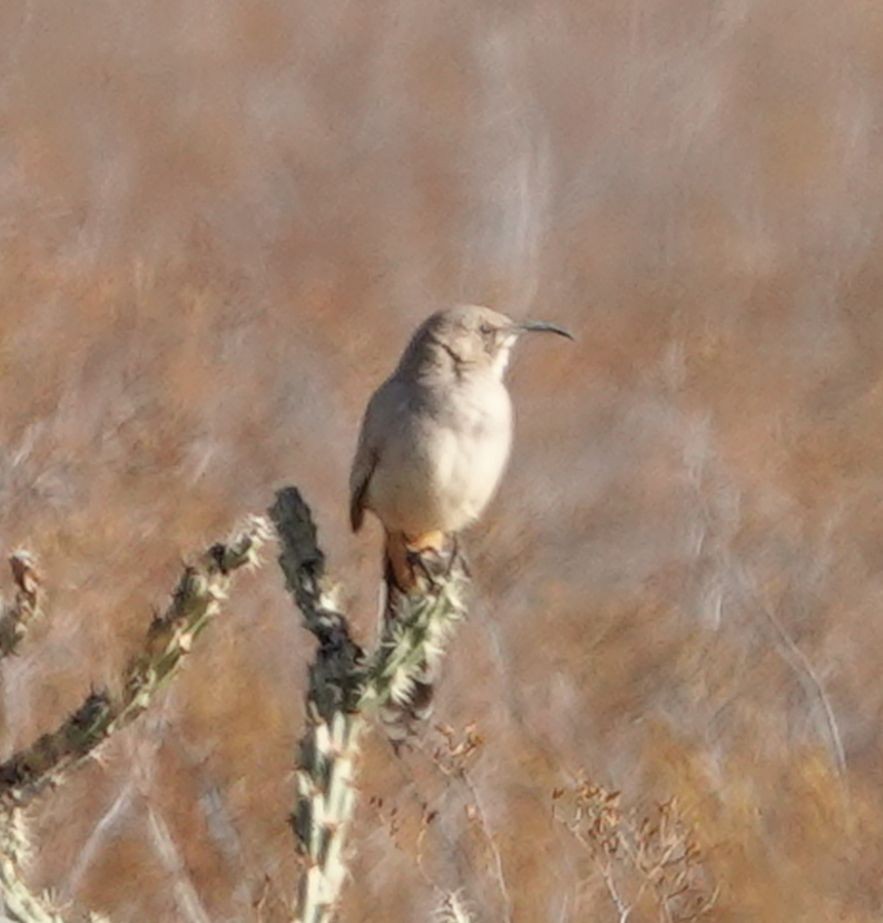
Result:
[404, 304, 573, 380]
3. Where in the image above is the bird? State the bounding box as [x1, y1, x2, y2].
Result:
[349, 304, 573, 592]
[349, 304, 572, 739]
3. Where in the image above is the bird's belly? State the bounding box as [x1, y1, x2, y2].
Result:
[433, 427, 510, 528]
[368, 401, 512, 536]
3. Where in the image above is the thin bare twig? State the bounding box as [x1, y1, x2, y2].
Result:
[459, 769, 513, 923]
[743, 573, 847, 777]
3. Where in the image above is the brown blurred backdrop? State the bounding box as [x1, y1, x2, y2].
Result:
[2, 1, 883, 920]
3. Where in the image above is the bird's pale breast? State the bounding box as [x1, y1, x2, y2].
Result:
[366, 374, 512, 535]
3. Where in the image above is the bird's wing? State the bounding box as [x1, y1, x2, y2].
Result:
[349, 440, 376, 532]
[349, 384, 386, 532]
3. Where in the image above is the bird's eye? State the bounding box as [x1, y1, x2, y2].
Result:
[478, 323, 498, 353]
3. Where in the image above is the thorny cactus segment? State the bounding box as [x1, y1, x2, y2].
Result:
[554, 779, 718, 922]
[0, 517, 270, 808]
[0, 552, 43, 658]
[0, 803, 108, 923]
[293, 711, 362, 923]
[363, 556, 469, 738]
[270, 488, 471, 923]
[0, 804, 59, 923]
[270, 488, 364, 718]
[434, 891, 475, 923]
[270, 488, 366, 923]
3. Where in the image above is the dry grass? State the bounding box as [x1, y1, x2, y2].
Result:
[554, 778, 717, 922]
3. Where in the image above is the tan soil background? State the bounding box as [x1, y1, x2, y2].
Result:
[2, 1, 883, 920]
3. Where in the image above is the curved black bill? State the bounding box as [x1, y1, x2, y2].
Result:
[517, 320, 574, 341]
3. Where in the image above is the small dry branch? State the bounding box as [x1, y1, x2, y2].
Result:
[0, 552, 43, 658]
[554, 778, 717, 923]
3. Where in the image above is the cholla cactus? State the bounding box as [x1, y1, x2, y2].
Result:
[0, 796, 112, 922]
[1, 487, 473, 923]
[434, 891, 475, 923]
[271, 489, 365, 923]
[0, 804, 60, 923]
[0, 517, 270, 808]
[270, 488, 471, 923]
[0, 517, 271, 923]
[363, 554, 469, 740]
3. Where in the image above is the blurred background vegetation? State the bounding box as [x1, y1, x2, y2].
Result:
[1, 1, 882, 919]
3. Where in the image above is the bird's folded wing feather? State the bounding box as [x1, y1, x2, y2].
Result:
[350, 376, 415, 532]
[349, 451, 375, 532]
[349, 388, 384, 532]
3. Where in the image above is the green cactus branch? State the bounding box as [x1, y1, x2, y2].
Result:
[270, 488, 366, 923]
[361, 570, 468, 725]
[270, 488, 365, 720]
[269, 486, 470, 923]
[0, 803, 112, 923]
[0, 517, 270, 923]
[434, 891, 476, 923]
[0, 516, 270, 809]
[0, 488, 471, 923]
